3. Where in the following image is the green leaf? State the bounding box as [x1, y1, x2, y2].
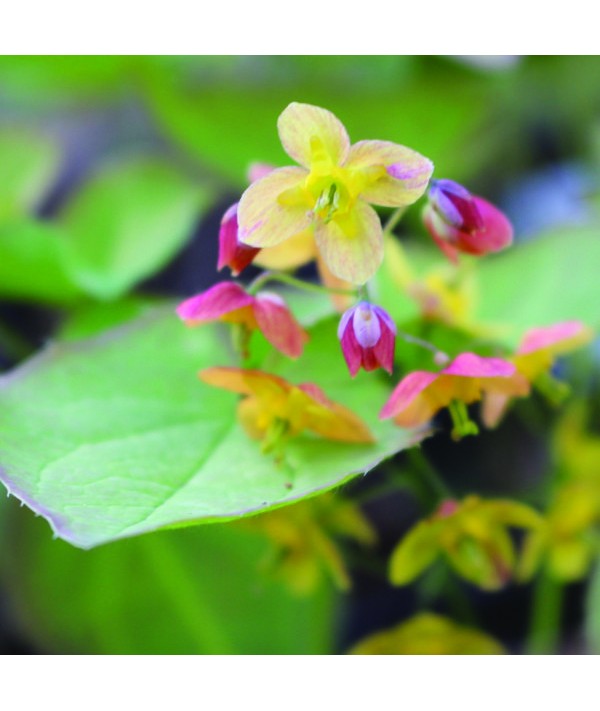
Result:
[0, 503, 334, 654]
[476, 228, 600, 346]
[145, 71, 493, 186]
[0, 220, 82, 304]
[58, 159, 212, 300]
[0, 307, 419, 548]
[0, 131, 59, 223]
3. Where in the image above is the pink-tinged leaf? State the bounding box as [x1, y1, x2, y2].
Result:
[346, 140, 434, 208]
[238, 166, 311, 248]
[277, 102, 350, 169]
[253, 293, 309, 359]
[176, 282, 254, 325]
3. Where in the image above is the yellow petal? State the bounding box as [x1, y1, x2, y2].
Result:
[199, 367, 289, 400]
[277, 102, 350, 170]
[314, 200, 383, 284]
[237, 166, 311, 248]
[346, 140, 434, 207]
[289, 386, 374, 444]
[254, 229, 317, 270]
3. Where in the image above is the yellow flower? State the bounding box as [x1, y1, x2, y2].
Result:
[349, 613, 504, 655]
[237, 102, 433, 284]
[199, 367, 374, 448]
[519, 481, 600, 583]
[389, 496, 543, 590]
[240, 493, 377, 596]
[518, 405, 600, 583]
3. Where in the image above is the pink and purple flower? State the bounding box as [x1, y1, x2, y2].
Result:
[338, 302, 396, 377]
[423, 179, 513, 262]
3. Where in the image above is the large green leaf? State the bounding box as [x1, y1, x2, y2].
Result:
[0, 131, 59, 223]
[145, 68, 494, 186]
[0, 307, 417, 548]
[0, 220, 82, 304]
[476, 228, 600, 346]
[58, 159, 212, 300]
[0, 502, 334, 654]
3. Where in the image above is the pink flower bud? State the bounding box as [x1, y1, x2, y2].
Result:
[217, 203, 261, 276]
[423, 179, 513, 262]
[338, 302, 396, 377]
[429, 179, 484, 233]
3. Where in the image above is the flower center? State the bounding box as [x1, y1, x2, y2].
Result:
[305, 172, 353, 223]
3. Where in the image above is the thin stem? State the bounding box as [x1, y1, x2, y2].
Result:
[382, 206, 407, 236]
[398, 330, 449, 362]
[406, 448, 453, 502]
[526, 571, 563, 654]
[247, 270, 357, 298]
[448, 400, 479, 441]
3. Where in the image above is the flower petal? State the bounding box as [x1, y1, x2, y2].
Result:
[346, 140, 434, 208]
[518, 321, 592, 356]
[442, 353, 515, 379]
[253, 292, 309, 359]
[199, 367, 290, 400]
[277, 102, 350, 169]
[176, 282, 255, 327]
[253, 229, 317, 270]
[237, 167, 311, 248]
[315, 200, 383, 284]
[379, 371, 440, 426]
[217, 202, 261, 276]
[295, 387, 375, 444]
[451, 197, 513, 255]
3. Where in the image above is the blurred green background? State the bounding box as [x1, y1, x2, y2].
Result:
[0, 55, 599, 654]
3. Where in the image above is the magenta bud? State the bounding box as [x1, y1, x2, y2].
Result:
[338, 302, 397, 377]
[217, 202, 261, 276]
[428, 179, 484, 233]
[423, 180, 513, 262]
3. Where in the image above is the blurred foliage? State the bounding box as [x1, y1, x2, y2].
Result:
[349, 612, 505, 655]
[0, 499, 334, 654]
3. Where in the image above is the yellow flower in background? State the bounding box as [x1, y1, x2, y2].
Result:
[519, 404, 600, 583]
[519, 481, 600, 583]
[389, 496, 543, 591]
[240, 493, 377, 596]
[349, 613, 504, 655]
[237, 102, 433, 284]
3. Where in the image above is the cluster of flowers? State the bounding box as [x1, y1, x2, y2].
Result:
[177, 102, 592, 453]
